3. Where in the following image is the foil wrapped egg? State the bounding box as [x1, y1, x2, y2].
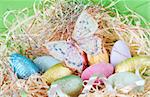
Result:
[110, 40, 131, 66]
[115, 56, 150, 79]
[107, 72, 145, 93]
[81, 63, 114, 80]
[42, 63, 72, 84]
[33, 56, 60, 72]
[51, 75, 83, 97]
[9, 53, 40, 79]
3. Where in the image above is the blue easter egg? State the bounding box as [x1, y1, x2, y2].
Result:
[33, 56, 60, 72]
[9, 53, 40, 79]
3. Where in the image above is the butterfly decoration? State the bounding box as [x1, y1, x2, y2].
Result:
[45, 10, 108, 73]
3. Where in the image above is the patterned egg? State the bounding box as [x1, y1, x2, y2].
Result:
[51, 75, 83, 97]
[115, 56, 150, 79]
[88, 47, 109, 65]
[110, 40, 131, 66]
[81, 63, 114, 80]
[107, 72, 145, 93]
[33, 56, 60, 72]
[42, 63, 72, 84]
[9, 53, 40, 79]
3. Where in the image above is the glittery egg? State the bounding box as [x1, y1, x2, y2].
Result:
[110, 40, 131, 66]
[115, 56, 150, 79]
[42, 63, 72, 84]
[51, 75, 83, 97]
[107, 72, 145, 92]
[9, 53, 40, 79]
[81, 63, 114, 80]
[33, 56, 60, 72]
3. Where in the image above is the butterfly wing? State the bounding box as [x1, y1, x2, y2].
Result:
[78, 36, 109, 65]
[72, 10, 98, 39]
[78, 36, 102, 55]
[45, 41, 86, 72]
[45, 41, 69, 61]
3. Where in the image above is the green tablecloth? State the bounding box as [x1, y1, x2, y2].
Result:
[0, 0, 150, 31]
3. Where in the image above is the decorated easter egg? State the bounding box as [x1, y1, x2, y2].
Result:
[115, 56, 150, 79]
[81, 63, 114, 80]
[33, 56, 60, 72]
[9, 53, 40, 79]
[51, 75, 83, 97]
[87, 47, 109, 65]
[107, 72, 145, 93]
[110, 40, 131, 66]
[42, 63, 72, 84]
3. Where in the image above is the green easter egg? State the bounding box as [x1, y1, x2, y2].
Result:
[52, 75, 83, 97]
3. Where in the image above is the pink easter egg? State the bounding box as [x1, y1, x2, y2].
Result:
[81, 63, 114, 80]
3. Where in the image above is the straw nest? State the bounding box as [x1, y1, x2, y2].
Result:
[0, 0, 150, 97]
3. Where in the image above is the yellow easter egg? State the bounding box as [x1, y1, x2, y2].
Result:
[88, 47, 109, 65]
[42, 63, 72, 84]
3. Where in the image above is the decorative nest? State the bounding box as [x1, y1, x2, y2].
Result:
[0, 0, 150, 97]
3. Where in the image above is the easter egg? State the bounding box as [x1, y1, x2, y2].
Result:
[51, 75, 83, 97]
[107, 72, 145, 93]
[33, 56, 60, 72]
[81, 63, 114, 80]
[115, 56, 150, 79]
[9, 53, 40, 79]
[110, 40, 131, 66]
[42, 63, 72, 84]
[88, 47, 109, 65]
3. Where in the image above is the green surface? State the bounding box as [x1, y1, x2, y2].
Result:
[0, 0, 38, 32]
[0, 0, 150, 32]
[93, 0, 150, 24]
[114, 0, 150, 26]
